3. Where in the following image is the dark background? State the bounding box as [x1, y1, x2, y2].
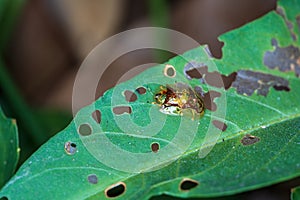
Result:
[1, 0, 299, 199]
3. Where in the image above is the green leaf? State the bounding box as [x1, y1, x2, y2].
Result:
[292, 187, 300, 200]
[291, 187, 300, 200]
[0, 106, 19, 188]
[1, 0, 300, 199]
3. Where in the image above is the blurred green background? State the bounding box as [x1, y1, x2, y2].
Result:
[1, 0, 299, 199]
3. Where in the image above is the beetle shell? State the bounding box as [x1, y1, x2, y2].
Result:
[154, 83, 204, 117]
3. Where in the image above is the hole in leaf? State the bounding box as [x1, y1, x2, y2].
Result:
[241, 134, 260, 146]
[222, 72, 237, 89]
[273, 85, 290, 91]
[151, 142, 160, 153]
[0, 197, 8, 200]
[211, 41, 224, 59]
[202, 90, 221, 111]
[164, 64, 176, 77]
[136, 87, 146, 95]
[212, 120, 227, 131]
[203, 71, 234, 89]
[92, 110, 101, 124]
[124, 90, 137, 102]
[87, 174, 98, 184]
[64, 142, 77, 155]
[204, 45, 213, 58]
[105, 182, 126, 198]
[78, 123, 92, 136]
[180, 178, 199, 191]
[113, 106, 132, 115]
[184, 63, 205, 79]
[184, 62, 237, 89]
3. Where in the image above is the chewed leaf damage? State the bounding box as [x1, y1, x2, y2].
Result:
[241, 134, 260, 146]
[184, 62, 237, 89]
[276, 7, 297, 41]
[231, 70, 290, 96]
[264, 38, 300, 77]
[297, 15, 300, 30]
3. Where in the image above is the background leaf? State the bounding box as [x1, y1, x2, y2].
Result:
[292, 186, 300, 200]
[1, 0, 300, 199]
[0, 0, 24, 52]
[0, 0, 72, 164]
[0, 107, 19, 188]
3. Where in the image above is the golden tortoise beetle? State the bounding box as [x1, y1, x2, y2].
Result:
[154, 83, 205, 118]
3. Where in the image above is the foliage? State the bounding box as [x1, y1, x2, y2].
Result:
[0, 107, 19, 189]
[1, 0, 300, 199]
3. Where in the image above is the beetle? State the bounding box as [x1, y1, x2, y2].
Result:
[154, 83, 205, 118]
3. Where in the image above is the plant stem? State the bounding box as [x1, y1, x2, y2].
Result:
[148, 0, 169, 28]
[148, 0, 171, 62]
[0, 58, 45, 145]
[0, 0, 24, 52]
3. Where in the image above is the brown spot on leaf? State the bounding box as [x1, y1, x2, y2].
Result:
[136, 87, 146, 94]
[212, 120, 227, 131]
[124, 90, 137, 102]
[241, 134, 260, 146]
[179, 178, 199, 191]
[264, 38, 300, 77]
[105, 182, 126, 198]
[276, 7, 297, 41]
[113, 106, 132, 115]
[92, 110, 101, 124]
[184, 62, 237, 89]
[231, 70, 290, 96]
